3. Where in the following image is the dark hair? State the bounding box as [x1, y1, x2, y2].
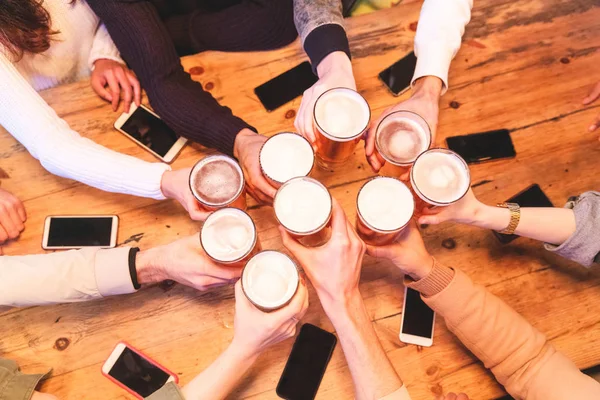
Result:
[0, 0, 59, 60]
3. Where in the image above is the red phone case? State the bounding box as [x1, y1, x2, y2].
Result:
[101, 341, 179, 399]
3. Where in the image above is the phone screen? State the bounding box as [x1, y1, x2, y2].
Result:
[108, 347, 171, 397]
[402, 288, 435, 338]
[493, 184, 553, 244]
[446, 129, 516, 164]
[378, 51, 417, 96]
[276, 324, 337, 400]
[254, 62, 318, 112]
[47, 217, 114, 247]
[120, 107, 180, 157]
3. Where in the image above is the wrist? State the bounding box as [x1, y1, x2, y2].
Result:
[316, 51, 353, 78]
[229, 337, 261, 363]
[412, 76, 443, 101]
[405, 254, 435, 281]
[160, 170, 176, 199]
[320, 287, 363, 322]
[233, 128, 256, 160]
[472, 203, 511, 231]
[135, 247, 168, 285]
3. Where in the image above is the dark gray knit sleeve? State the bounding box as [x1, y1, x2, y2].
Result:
[544, 191, 600, 267]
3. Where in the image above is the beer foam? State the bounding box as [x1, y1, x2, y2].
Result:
[201, 208, 255, 262]
[243, 251, 299, 309]
[358, 177, 414, 231]
[191, 155, 243, 206]
[314, 89, 369, 139]
[412, 150, 470, 204]
[274, 178, 331, 233]
[260, 133, 314, 184]
[377, 116, 430, 165]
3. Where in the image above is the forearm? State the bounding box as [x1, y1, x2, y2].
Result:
[87, 0, 252, 156]
[0, 247, 135, 307]
[470, 205, 576, 245]
[88, 23, 124, 70]
[324, 292, 402, 400]
[181, 341, 258, 400]
[412, 262, 600, 400]
[294, 0, 350, 71]
[412, 0, 473, 91]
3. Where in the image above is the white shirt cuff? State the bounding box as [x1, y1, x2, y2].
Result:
[94, 247, 137, 297]
[411, 43, 455, 96]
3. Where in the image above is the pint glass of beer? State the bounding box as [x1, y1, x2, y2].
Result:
[259, 132, 315, 188]
[189, 154, 247, 211]
[375, 111, 432, 178]
[274, 176, 332, 247]
[356, 177, 415, 246]
[410, 149, 471, 209]
[200, 208, 261, 265]
[241, 250, 300, 312]
[313, 87, 370, 169]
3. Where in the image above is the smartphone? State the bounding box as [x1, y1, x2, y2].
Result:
[42, 215, 118, 250]
[446, 129, 516, 164]
[493, 184, 553, 244]
[399, 287, 435, 347]
[378, 51, 418, 96]
[114, 104, 187, 163]
[254, 61, 318, 112]
[276, 323, 337, 400]
[102, 342, 178, 399]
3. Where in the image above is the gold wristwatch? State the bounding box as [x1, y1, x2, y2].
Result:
[496, 202, 521, 234]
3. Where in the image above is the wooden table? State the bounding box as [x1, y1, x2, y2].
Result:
[1, 0, 600, 398]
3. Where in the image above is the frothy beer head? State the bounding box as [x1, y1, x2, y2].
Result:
[200, 208, 256, 263]
[314, 88, 370, 140]
[376, 111, 431, 166]
[190, 155, 244, 207]
[274, 177, 332, 234]
[411, 149, 470, 206]
[260, 133, 314, 185]
[242, 250, 299, 311]
[357, 177, 414, 232]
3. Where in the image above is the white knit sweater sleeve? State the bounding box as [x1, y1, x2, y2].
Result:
[411, 0, 473, 94]
[88, 23, 125, 70]
[0, 52, 170, 200]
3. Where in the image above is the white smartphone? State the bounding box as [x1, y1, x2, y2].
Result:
[42, 215, 118, 250]
[102, 342, 178, 400]
[399, 286, 435, 347]
[114, 103, 187, 163]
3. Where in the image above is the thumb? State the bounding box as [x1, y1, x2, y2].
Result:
[366, 244, 394, 260]
[418, 215, 441, 225]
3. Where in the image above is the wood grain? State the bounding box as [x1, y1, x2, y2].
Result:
[1, 0, 599, 399]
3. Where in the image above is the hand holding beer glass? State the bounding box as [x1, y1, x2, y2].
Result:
[312, 87, 371, 169]
[279, 198, 366, 308]
[274, 177, 333, 247]
[200, 208, 261, 266]
[259, 132, 315, 187]
[233, 277, 308, 356]
[410, 148, 471, 217]
[365, 76, 442, 173]
[189, 154, 247, 213]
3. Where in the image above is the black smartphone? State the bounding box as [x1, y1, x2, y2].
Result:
[276, 323, 337, 400]
[42, 215, 119, 250]
[254, 62, 318, 112]
[399, 287, 435, 347]
[493, 184, 553, 244]
[378, 51, 418, 96]
[446, 129, 516, 164]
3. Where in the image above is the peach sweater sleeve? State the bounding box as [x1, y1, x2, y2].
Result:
[406, 260, 600, 400]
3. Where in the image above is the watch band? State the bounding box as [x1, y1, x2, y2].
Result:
[128, 247, 141, 290]
[496, 202, 521, 235]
